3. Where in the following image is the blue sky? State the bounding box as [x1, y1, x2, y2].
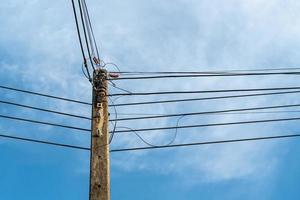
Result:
[1, 0, 300, 199]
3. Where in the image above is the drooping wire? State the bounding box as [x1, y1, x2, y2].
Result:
[108, 97, 118, 144]
[115, 126, 178, 147]
[110, 134, 300, 152]
[112, 116, 300, 133]
[109, 83, 133, 94]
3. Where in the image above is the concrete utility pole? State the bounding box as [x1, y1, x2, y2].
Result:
[90, 69, 110, 200]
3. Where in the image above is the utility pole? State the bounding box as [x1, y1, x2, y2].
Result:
[90, 68, 110, 200]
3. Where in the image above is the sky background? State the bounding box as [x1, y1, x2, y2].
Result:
[1, 0, 300, 199]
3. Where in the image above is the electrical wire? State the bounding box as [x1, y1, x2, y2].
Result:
[113, 67, 300, 75]
[112, 116, 300, 133]
[108, 71, 300, 80]
[77, 0, 95, 72]
[116, 124, 179, 147]
[114, 110, 300, 116]
[71, 0, 86, 65]
[110, 103, 300, 122]
[0, 100, 91, 120]
[0, 133, 90, 151]
[108, 81, 133, 94]
[108, 97, 118, 144]
[109, 90, 300, 107]
[0, 85, 91, 105]
[109, 86, 300, 96]
[110, 134, 300, 152]
[1, 132, 299, 153]
[82, 0, 101, 65]
[82, 0, 96, 58]
[0, 114, 91, 132]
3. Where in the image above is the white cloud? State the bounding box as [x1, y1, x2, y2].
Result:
[1, 0, 300, 185]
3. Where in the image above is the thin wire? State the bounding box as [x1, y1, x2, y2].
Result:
[71, 0, 91, 81]
[108, 97, 118, 144]
[71, 0, 86, 63]
[110, 90, 300, 107]
[112, 116, 300, 133]
[0, 100, 91, 120]
[114, 110, 300, 116]
[114, 67, 300, 75]
[2, 132, 300, 153]
[108, 81, 133, 94]
[78, 0, 95, 71]
[104, 62, 121, 72]
[116, 124, 179, 147]
[110, 103, 300, 122]
[109, 86, 300, 96]
[110, 134, 300, 152]
[82, 0, 95, 57]
[0, 85, 92, 105]
[0, 133, 90, 151]
[0, 114, 91, 132]
[82, 62, 92, 81]
[109, 71, 300, 80]
[82, 0, 101, 63]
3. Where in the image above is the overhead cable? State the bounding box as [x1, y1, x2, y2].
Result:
[0, 85, 91, 105]
[2, 132, 299, 153]
[109, 86, 300, 96]
[110, 134, 300, 152]
[77, 0, 95, 71]
[71, 0, 86, 65]
[110, 103, 300, 122]
[0, 133, 90, 151]
[0, 100, 91, 120]
[113, 67, 300, 75]
[112, 116, 300, 133]
[109, 71, 300, 80]
[113, 110, 300, 116]
[110, 90, 300, 107]
[0, 114, 91, 132]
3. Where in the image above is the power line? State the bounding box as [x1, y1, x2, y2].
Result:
[2, 132, 300, 153]
[110, 90, 300, 107]
[82, 0, 100, 61]
[0, 100, 91, 120]
[112, 116, 300, 133]
[77, 0, 95, 71]
[113, 67, 300, 75]
[71, 0, 86, 65]
[114, 110, 300, 116]
[110, 103, 300, 122]
[0, 114, 91, 132]
[0, 85, 91, 105]
[109, 86, 300, 96]
[0, 132, 90, 151]
[110, 134, 300, 152]
[109, 71, 300, 80]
